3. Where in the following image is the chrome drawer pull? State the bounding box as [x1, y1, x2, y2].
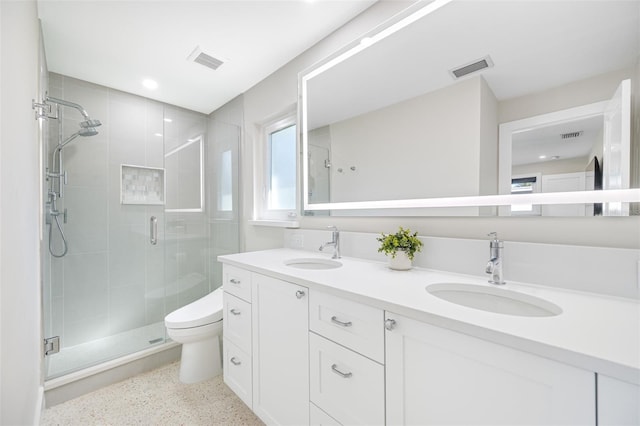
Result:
[331, 364, 352, 378]
[331, 316, 352, 327]
[230, 308, 241, 316]
[295, 290, 305, 299]
[230, 357, 241, 366]
[229, 278, 241, 285]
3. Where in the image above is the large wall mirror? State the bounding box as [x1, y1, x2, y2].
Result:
[300, 0, 640, 216]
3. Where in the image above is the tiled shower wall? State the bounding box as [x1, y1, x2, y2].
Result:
[44, 74, 238, 350]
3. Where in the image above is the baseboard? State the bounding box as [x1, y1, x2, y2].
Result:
[34, 385, 44, 425]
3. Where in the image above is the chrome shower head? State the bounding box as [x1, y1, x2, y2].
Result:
[56, 127, 98, 151]
[78, 127, 98, 137]
[80, 119, 102, 128]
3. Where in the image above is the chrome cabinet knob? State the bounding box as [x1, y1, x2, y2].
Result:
[295, 290, 306, 299]
[385, 318, 397, 331]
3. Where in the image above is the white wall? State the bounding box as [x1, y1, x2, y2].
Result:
[241, 0, 415, 252]
[513, 156, 590, 176]
[239, 1, 640, 251]
[0, 0, 44, 423]
[328, 76, 491, 202]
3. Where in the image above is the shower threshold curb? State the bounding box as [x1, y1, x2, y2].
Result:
[45, 341, 180, 391]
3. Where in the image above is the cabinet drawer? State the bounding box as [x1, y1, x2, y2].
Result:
[223, 292, 251, 353]
[223, 264, 251, 302]
[310, 402, 342, 426]
[223, 338, 252, 409]
[310, 333, 384, 426]
[309, 290, 384, 363]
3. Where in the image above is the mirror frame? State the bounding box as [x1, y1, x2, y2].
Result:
[299, 0, 640, 213]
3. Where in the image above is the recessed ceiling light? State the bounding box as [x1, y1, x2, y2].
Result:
[142, 79, 158, 90]
[539, 155, 547, 159]
[163, 118, 172, 123]
[154, 133, 163, 137]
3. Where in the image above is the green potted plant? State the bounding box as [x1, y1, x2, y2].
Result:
[377, 227, 423, 270]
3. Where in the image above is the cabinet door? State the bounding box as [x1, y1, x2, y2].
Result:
[598, 375, 640, 425]
[385, 312, 595, 426]
[252, 274, 309, 425]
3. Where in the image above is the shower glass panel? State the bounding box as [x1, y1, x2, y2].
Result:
[41, 75, 233, 380]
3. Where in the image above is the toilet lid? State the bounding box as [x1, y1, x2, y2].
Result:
[164, 288, 223, 329]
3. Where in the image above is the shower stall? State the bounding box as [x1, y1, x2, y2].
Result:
[41, 74, 240, 380]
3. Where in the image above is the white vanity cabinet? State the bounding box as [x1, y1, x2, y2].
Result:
[598, 375, 640, 425]
[222, 265, 253, 409]
[251, 273, 309, 426]
[385, 312, 596, 425]
[309, 290, 385, 425]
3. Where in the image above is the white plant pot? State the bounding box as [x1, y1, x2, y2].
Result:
[389, 250, 412, 271]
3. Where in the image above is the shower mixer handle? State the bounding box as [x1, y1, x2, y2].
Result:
[150, 216, 158, 245]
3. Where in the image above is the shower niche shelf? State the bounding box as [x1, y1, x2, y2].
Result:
[121, 164, 165, 205]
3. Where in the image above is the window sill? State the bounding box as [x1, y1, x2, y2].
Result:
[249, 219, 300, 229]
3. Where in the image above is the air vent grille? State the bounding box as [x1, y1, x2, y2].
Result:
[450, 55, 494, 79]
[187, 46, 224, 71]
[561, 131, 583, 139]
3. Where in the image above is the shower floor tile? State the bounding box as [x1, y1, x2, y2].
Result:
[47, 321, 167, 379]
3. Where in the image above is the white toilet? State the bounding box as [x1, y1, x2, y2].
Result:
[164, 287, 224, 383]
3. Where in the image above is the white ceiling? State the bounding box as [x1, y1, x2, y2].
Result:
[306, 0, 640, 129]
[37, 0, 377, 114]
[512, 115, 603, 166]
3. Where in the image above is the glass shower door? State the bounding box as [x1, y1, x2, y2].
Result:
[43, 77, 168, 379]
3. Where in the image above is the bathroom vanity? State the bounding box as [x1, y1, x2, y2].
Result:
[219, 248, 639, 425]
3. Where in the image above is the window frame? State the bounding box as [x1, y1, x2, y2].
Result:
[253, 111, 299, 226]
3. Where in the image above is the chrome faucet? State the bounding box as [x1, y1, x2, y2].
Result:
[485, 232, 506, 285]
[319, 226, 341, 259]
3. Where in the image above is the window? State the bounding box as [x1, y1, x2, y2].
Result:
[268, 123, 296, 210]
[510, 174, 541, 215]
[254, 113, 299, 225]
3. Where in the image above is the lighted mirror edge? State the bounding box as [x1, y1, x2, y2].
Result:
[299, 0, 452, 209]
[301, 0, 453, 82]
[303, 189, 640, 211]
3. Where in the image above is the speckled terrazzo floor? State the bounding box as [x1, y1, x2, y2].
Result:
[41, 361, 264, 426]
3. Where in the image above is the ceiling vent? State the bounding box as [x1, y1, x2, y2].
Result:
[187, 46, 225, 71]
[449, 55, 494, 79]
[561, 131, 583, 139]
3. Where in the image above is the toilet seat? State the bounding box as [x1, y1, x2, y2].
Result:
[165, 288, 223, 329]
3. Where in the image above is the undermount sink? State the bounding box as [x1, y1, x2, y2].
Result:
[284, 258, 343, 270]
[426, 283, 562, 317]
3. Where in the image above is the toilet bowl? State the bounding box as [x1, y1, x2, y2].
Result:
[165, 287, 224, 383]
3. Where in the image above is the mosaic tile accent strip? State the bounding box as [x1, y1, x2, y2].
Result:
[121, 165, 165, 205]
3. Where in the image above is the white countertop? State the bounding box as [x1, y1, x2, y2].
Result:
[218, 248, 640, 385]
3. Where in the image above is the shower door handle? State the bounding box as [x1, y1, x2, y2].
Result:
[150, 216, 158, 245]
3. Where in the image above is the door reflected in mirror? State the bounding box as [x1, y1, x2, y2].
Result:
[500, 80, 631, 217]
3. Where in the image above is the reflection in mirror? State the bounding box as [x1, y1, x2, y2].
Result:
[165, 135, 204, 212]
[500, 79, 631, 216]
[301, 0, 640, 216]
